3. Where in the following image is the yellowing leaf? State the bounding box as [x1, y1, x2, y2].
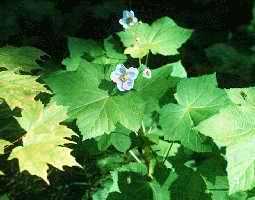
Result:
[118, 17, 192, 58]
[0, 46, 47, 72]
[0, 139, 11, 154]
[0, 71, 49, 110]
[9, 101, 80, 183]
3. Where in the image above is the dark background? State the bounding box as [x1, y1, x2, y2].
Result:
[0, 0, 254, 199]
[0, 0, 252, 60]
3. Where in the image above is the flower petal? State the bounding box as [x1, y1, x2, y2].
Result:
[122, 79, 134, 91]
[119, 19, 125, 26]
[116, 64, 127, 74]
[123, 10, 130, 19]
[130, 10, 135, 17]
[110, 71, 120, 83]
[116, 80, 125, 91]
[127, 67, 139, 80]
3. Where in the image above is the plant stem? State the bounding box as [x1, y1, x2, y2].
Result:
[163, 142, 174, 164]
[138, 58, 142, 68]
[145, 53, 149, 67]
[129, 150, 142, 163]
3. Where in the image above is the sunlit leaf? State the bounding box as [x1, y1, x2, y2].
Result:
[9, 101, 80, 183]
[0, 46, 47, 72]
[0, 70, 49, 110]
[118, 17, 192, 58]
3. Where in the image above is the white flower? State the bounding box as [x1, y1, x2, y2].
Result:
[110, 64, 139, 91]
[119, 10, 138, 29]
[143, 68, 152, 79]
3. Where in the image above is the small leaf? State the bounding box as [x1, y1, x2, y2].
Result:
[63, 36, 126, 71]
[62, 37, 104, 71]
[111, 130, 131, 152]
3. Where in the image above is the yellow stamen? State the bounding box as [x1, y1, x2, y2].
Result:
[120, 74, 129, 82]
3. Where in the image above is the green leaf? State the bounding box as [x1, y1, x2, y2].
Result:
[196, 102, 255, 194]
[0, 46, 47, 72]
[151, 140, 180, 158]
[9, 101, 80, 183]
[0, 194, 9, 200]
[226, 87, 255, 106]
[62, 37, 104, 71]
[96, 134, 112, 151]
[0, 70, 49, 110]
[118, 17, 192, 58]
[45, 61, 145, 139]
[160, 74, 229, 152]
[174, 74, 229, 122]
[111, 128, 131, 153]
[198, 156, 229, 200]
[92, 36, 127, 65]
[97, 154, 124, 173]
[135, 61, 184, 115]
[92, 178, 118, 200]
[160, 104, 211, 152]
[135, 62, 180, 100]
[107, 163, 177, 200]
[171, 166, 210, 200]
[171, 61, 187, 78]
[63, 36, 126, 71]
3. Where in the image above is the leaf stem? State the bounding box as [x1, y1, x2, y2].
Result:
[145, 53, 149, 67]
[138, 58, 142, 68]
[129, 150, 142, 163]
[163, 142, 174, 164]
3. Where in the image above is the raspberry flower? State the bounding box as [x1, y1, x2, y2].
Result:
[143, 68, 152, 79]
[110, 64, 139, 91]
[119, 10, 138, 29]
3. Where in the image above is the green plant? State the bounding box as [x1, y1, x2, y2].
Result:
[1, 9, 255, 200]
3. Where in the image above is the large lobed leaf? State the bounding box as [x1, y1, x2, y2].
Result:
[9, 101, 80, 183]
[118, 17, 192, 58]
[45, 60, 145, 139]
[196, 90, 255, 194]
[0, 70, 49, 110]
[160, 74, 230, 152]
